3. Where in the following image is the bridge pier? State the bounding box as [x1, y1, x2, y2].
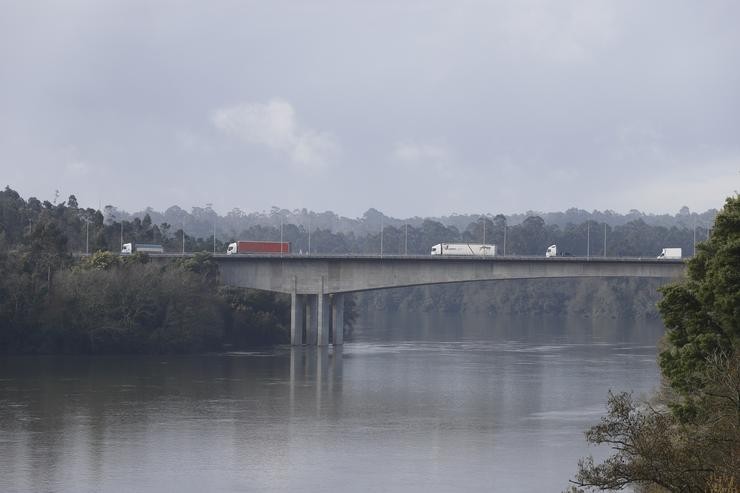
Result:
[290, 292, 345, 346]
[332, 293, 344, 345]
[306, 295, 318, 345]
[317, 294, 331, 346]
[290, 293, 305, 345]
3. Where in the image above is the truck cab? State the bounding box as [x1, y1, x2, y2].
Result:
[545, 245, 557, 258]
[226, 242, 238, 255]
[121, 243, 133, 254]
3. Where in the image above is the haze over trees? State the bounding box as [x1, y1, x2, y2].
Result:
[0, 187, 292, 353]
[0, 185, 719, 353]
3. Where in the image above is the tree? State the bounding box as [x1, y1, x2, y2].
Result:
[573, 195, 740, 491]
[67, 195, 79, 209]
[573, 354, 739, 492]
[658, 195, 740, 407]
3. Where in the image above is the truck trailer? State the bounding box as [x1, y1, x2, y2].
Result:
[227, 241, 290, 255]
[430, 243, 496, 256]
[657, 248, 682, 259]
[121, 243, 164, 254]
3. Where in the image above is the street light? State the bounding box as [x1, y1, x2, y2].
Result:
[503, 224, 507, 256]
[404, 223, 408, 256]
[482, 214, 486, 245]
[380, 215, 384, 258]
[603, 223, 607, 257]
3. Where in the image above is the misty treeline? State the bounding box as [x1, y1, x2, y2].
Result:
[105, 202, 717, 242]
[568, 195, 739, 492]
[7, 188, 711, 258]
[0, 185, 716, 353]
[0, 187, 295, 354]
[103, 194, 710, 320]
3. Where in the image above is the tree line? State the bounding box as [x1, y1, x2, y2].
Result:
[0, 188, 293, 354]
[0, 185, 717, 353]
[2, 190, 706, 259]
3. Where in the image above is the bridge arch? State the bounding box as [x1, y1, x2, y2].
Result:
[206, 255, 685, 347]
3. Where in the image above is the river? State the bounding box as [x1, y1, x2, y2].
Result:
[0, 313, 663, 492]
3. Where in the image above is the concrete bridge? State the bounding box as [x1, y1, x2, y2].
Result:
[185, 254, 685, 347]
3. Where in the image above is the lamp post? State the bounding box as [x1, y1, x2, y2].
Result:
[603, 223, 607, 257]
[280, 214, 284, 258]
[404, 223, 408, 256]
[586, 221, 590, 258]
[503, 224, 507, 256]
[380, 215, 384, 258]
[482, 214, 486, 245]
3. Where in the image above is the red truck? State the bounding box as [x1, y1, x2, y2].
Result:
[226, 241, 290, 255]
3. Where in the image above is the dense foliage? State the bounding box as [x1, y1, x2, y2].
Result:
[573, 195, 740, 492]
[658, 195, 740, 401]
[0, 188, 291, 354]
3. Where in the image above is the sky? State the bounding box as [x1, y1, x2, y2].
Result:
[1, 0, 738, 218]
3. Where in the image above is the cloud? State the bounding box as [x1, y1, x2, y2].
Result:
[614, 155, 740, 213]
[65, 160, 90, 176]
[392, 142, 450, 163]
[212, 99, 339, 169]
[498, 0, 617, 63]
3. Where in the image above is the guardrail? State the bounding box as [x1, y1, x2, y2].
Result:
[143, 253, 686, 263]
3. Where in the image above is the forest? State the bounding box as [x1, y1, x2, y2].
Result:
[0, 186, 715, 353]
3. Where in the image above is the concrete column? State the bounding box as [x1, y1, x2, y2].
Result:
[290, 293, 305, 345]
[317, 294, 331, 346]
[331, 293, 344, 345]
[305, 295, 318, 345]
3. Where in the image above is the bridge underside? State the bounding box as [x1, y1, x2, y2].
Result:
[211, 255, 685, 346]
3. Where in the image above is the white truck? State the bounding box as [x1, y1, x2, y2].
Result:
[121, 243, 164, 254]
[431, 243, 497, 256]
[657, 248, 682, 259]
[545, 245, 574, 257]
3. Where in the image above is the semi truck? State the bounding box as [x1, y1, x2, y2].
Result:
[657, 248, 682, 259]
[121, 243, 164, 254]
[227, 241, 291, 255]
[430, 243, 497, 256]
[545, 245, 573, 257]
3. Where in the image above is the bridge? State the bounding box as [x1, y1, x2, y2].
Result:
[168, 254, 685, 347]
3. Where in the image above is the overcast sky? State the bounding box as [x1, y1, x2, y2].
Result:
[1, 0, 738, 218]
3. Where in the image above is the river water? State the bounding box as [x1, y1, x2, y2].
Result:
[0, 314, 663, 492]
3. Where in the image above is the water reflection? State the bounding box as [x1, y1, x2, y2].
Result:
[0, 314, 664, 492]
[289, 346, 344, 416]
